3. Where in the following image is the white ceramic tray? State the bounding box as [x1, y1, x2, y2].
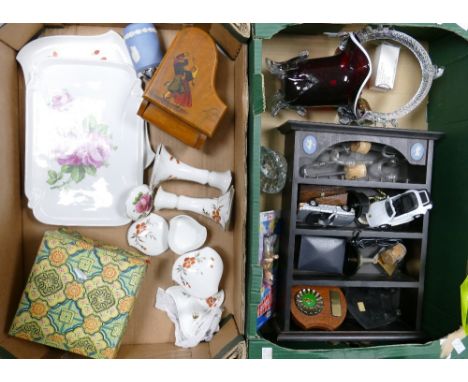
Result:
[17, 30, 134, 77]
[18, 32, 148, 226]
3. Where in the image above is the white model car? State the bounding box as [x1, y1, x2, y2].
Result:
[366, 190, 432, 228]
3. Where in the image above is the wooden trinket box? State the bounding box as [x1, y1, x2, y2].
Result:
[139, 27, 227, 149]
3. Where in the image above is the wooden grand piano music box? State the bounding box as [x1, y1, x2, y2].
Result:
[138, 27, 227, 149]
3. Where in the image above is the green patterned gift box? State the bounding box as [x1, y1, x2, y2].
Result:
[9, 229, 148, 359]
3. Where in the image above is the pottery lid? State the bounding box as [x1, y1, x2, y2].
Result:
[127, 213, 169, 256]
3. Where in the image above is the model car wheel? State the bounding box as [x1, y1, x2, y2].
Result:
[348, 191, 370, 219]
[356, 216, 369, 227]
[305, 213, 321, 225]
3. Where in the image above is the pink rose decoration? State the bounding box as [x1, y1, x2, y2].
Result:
[135, 193, 153, 214]
[57, 133, 112, 169]
[50, 90, 73, 111]
[47, 114, 116, 189]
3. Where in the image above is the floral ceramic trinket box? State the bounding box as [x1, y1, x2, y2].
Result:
[9, 229, 148, 359]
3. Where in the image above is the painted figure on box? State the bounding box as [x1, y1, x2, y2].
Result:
[164, 52, 198, 107]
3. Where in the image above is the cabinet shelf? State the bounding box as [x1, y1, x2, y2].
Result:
[292, 272, 419, 288]
[294, 226, 423, 239]
[277, 330, 424, 343]
[296, 178, 428, 190]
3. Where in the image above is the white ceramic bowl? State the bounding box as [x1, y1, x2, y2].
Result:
[168, 215, 207, 255]
[172, 247, 223, 299]
[127, 213, 168, 256]
[125, 184, 153, 221]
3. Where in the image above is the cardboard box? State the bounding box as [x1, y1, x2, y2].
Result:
[0, 23, 248, 359]
[247, 23, 468, 358]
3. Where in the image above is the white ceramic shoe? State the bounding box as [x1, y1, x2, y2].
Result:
[153, 186, 235, 230]
[127, 213, 168, 256]
[150, 144, 232, 194]
[168, 215, 207, 255]
[155, 286, 224, 348]
[172, 247, 223, 299]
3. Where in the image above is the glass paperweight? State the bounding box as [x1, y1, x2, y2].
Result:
[260, 146, 287, 194]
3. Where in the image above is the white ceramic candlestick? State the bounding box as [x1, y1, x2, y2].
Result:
[150, 144, 232, 194]
[154, 186, 235, 230]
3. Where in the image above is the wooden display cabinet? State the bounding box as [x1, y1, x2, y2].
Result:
[275, 121, 443, 343]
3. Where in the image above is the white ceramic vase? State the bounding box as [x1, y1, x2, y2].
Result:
[150, 144, 232, 194]
[153, 186, 235, 230]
